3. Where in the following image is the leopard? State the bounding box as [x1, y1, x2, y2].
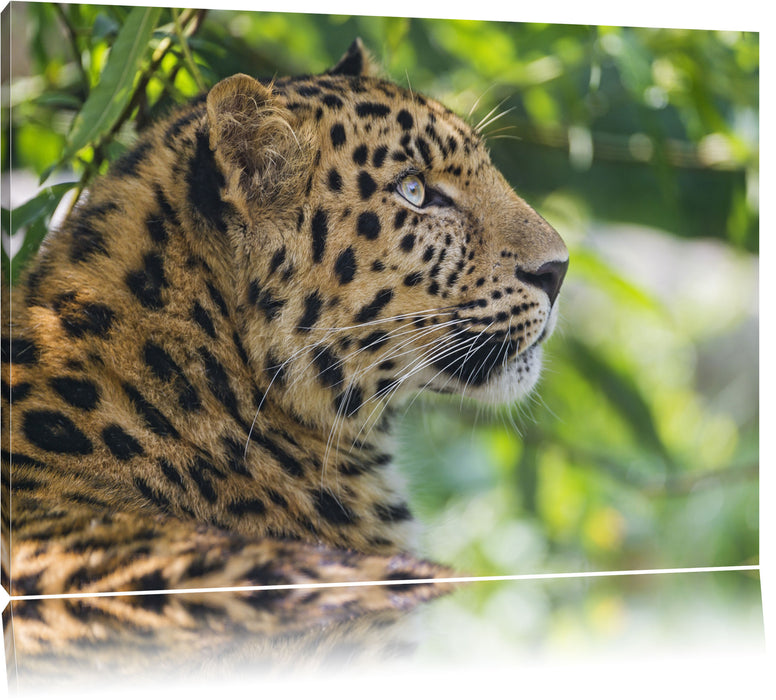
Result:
[1, 39, 568, 622]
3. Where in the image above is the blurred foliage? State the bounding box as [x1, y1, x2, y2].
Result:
[416, 571, 762, 662]
[1, 6, 759, 585]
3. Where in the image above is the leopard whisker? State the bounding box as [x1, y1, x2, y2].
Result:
[250, 312, 469, 457]
[375, 324, 475, 394]
[481, 124, 518, 138]
[347, 321, 471, 431]
[351, 326, 473, 446]
[307, 316, 468, 413]
[455, 321, 499, 408]
[335, 314, 464, 370]
[482, 130, 521, 143]
[476, 106, 516, 134]
[392, 346, 481, 425]
[398, 324, 496, 418]
[308, 306, 458, 333]
[356, 322, 471, 402]
[349, 316, 470, 380]
[246, 324, 356, 453]
[467, 84, 497, 121]
[383, 326, 480, 405]
[457, 328, 502, 403]
[474, 97, 512, 133]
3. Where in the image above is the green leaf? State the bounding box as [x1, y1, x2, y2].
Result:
[41, 6, 161, 183]
[570, 248, 667, 317]
[92, 12, 121, 41]
[17, 123, 67, 174]
[566, 337, 676, 472]
[614, 30, 654, 98]
[2, 182, 77, 283]
[34, 91, 84, 110]
[4, 182, 77, 235]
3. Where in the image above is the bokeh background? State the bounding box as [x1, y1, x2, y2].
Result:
[1, 5, 760, 636]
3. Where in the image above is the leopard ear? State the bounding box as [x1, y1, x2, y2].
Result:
[327, 38, 376, 77]
[206, 73, 311, 215]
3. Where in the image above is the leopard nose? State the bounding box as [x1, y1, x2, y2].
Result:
[514, 258, 569, 307]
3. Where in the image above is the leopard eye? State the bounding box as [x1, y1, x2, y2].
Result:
[397, 173, 425, 207]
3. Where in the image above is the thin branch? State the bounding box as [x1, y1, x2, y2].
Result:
[63, 8, 208, 217]
[173, 7, 206, 92]
[53, 3, 89, 93]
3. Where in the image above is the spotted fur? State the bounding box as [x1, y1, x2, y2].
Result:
[1, 40, 567, 603]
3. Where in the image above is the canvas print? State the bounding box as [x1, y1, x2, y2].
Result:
[0, 2, 761, 691]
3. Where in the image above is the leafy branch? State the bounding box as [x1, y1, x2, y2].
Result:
[52, 3, 89, 95]
[48, 7, 208, 212]
[2, 7, 208, 284]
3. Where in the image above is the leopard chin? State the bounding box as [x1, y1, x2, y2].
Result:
[446, 299, 560, 406]
[468, 345, 543, 405]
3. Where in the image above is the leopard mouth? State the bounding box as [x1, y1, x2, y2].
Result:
[430, 329, 520, 388]
[424, 300, 559, 402]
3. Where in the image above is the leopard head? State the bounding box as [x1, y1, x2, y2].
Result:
[205, 40, 569, 430]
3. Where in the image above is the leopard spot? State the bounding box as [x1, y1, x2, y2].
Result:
[206, 281, 228, 316]
[372, 145, 388, 168]
[330, 123, 346, 148]
[375, 502, 412, 522]
[327, 168, 343, 192]
[321, 93, 343, 109]
[267, 489, 288, 508]
[334, 247, 357, 285]
[356, 211, 381, 240]
[199, 346, 241, 421]
[111, 139, 153, 178]
[359, 331, 388, 351]
[400, 233, 415, 251]
[125, 252, 168, 310]
[227, 498, 266, 516]
[358, 171, 377, 200]
[355, 101, 390, 118]
[221, 435, 252, 477]
[102, 424, 144, 461]
[2, 337, 39, 365]
[313, 346, 344, 389]
[69, 222, 108, 263]
[311, 209, 329, 263]
[397, 109, 414, 130]
[3, 380, 32, 402]
[146, 212, 168, 245]
[352, 144, 368, 165]
[314, 490, 358, 525]
[158, 458, 186, 489]
[50, 376, 100, 411]
[334, 384, 363, 417]
[186, 129, 227, 229]
[22, 409, 93, 455]
[133, 476, 171, 510]
[53, 293, 115, 338]
[122, 382, 180, 439]
[297, 292, 324, 332]
[354, 288, 393, 323]
[192, 300, 217, 338]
